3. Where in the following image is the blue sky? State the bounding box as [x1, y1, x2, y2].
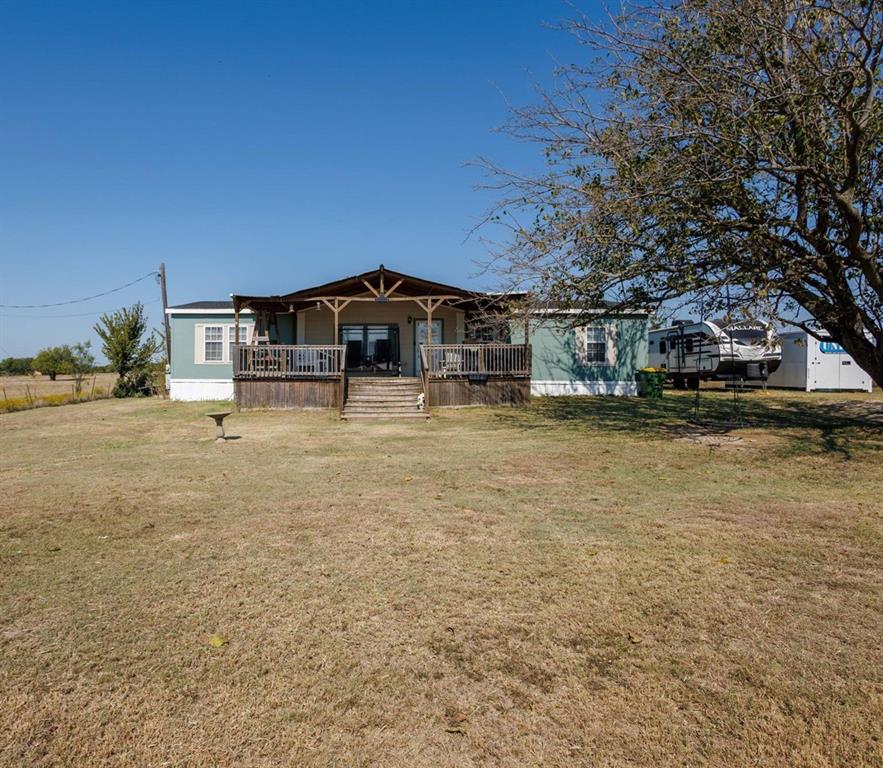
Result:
[0, 0, 592, 358]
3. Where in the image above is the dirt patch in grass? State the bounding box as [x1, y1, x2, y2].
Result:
[0, 393, 881, 767]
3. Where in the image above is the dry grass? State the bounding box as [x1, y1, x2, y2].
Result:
[0, 372, 117, 399]
[1, 391, 881, 767]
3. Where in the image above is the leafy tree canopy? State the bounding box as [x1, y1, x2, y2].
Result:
[0, 357, 34, 376]
[32, 346, 74, 381]
[484, 0, 883, 384]
[94, 303, 161, 397]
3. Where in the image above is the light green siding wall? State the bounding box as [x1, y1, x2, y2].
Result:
[512, 316, 648, 382]
[170, 313, 255, 380]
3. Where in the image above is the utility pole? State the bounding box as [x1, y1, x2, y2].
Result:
[159, 263, 172, 367]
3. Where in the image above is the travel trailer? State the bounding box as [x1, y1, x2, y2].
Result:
[744, 330, 873, 392]
[648, 319, 782, 389]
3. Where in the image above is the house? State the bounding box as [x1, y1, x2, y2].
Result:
[166, 266, 649, 414]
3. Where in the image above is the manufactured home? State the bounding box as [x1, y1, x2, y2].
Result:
[166, 266, 649, 416]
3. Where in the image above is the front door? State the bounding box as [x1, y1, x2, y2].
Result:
[414, 319, 443, 376]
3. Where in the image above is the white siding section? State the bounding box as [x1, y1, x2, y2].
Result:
[531, 380, 638, 397]
[170, 379, 234, 401]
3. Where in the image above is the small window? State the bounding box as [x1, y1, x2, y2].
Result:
[685, 337, 694, 353]
[584, 326, 607, 364]
[229, 325, 250, 361]
[204, 326, 224, 361]
[659, 339, 667, 354]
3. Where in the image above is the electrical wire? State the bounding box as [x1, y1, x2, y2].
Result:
[0, 298, 162, 319]
[0, 271, 158, 308]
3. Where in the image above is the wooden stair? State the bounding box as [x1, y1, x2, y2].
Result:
[342, 377, 427, 420]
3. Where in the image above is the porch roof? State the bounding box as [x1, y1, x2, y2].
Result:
[231, 265, 489, 314]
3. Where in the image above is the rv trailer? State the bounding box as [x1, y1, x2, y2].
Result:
[743, 331, 873, 392]
[648, 319, 782, 389]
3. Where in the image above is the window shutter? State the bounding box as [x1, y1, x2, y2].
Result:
[606, 324, 618, 366]
[195, 324, 205, 364]
[574, 325, 588, 365]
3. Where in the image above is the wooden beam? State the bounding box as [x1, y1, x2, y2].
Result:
[385, 278, 403, 297]
[309, 295, 462, 304]
[319, 298, 354, 343]
[361, 279, 380, 297]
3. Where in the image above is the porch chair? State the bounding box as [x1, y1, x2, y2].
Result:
[442, 349, 463, 377]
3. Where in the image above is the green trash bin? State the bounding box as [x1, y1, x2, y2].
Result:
[636, 368, 666, 398]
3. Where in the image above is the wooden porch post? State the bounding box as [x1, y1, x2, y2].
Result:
[321, 298, 353, 344]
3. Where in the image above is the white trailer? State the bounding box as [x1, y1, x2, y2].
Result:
[748, 331, 873, 392]
[648, 319, 782, 389]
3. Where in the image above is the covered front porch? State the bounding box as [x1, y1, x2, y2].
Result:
[230, 266, 532, 414]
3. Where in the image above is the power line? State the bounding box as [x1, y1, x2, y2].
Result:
[0, 270, 158, 308]
[0, 298, 162, 319]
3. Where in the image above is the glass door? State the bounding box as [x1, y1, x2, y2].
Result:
[339, 324, 400, 371]
[414, 319, 443, 375]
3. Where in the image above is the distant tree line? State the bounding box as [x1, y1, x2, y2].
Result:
[0, 348, 113, 379]
[2, 302, 164, 399]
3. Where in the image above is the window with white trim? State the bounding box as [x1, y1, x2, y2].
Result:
[229, 324, 250, 361]
[583, 326, 607, 364]
[204, 326, 224, 362]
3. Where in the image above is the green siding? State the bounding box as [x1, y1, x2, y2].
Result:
[512, 316, 648, 382]
[170, 312, 255, 380]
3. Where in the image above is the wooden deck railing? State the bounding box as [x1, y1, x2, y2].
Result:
[420, 344, 532, 378]
[233, 344, 346, 379]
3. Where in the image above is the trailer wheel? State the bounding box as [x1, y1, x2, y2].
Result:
[673, 376, 687, 390]
[687, 376, 700, 391]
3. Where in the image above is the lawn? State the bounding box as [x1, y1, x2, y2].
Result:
[1, 391, 881, 767]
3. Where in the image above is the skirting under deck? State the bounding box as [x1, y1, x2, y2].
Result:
[235, 378, 341, 409]
[428, 377, 531, 407]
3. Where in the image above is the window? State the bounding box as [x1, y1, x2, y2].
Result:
[204, 326, 224, 362]
[659, 339, 667, 354]
[583, 326, 607, 364]
[229, 324, 250, 361]
[197, 323, 252, 364]
[685, 336, 694, 353]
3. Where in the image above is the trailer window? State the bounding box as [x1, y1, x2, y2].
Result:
[659, 340, 667, 354]
[685, 337, 694, 353]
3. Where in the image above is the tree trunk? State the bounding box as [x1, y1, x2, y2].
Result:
[818, 322, 883, 389]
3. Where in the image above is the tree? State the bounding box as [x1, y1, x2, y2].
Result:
[32, 346, 74, 381]
[94, 303, 161, 397]
[70, 341, 95, 397]
[482, 0, 883, 385]
[0, 357, 34, 376]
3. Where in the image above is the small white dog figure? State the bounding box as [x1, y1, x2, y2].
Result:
[416, 393, 425, 411]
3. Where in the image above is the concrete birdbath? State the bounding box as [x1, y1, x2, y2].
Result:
[206, 411, 233, 442]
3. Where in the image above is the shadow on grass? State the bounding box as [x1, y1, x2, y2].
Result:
[494, 392, 883, 458]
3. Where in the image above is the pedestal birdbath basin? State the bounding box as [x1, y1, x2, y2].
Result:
[206, 411, 232, 442]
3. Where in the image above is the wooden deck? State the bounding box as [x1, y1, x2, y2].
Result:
[233, 343, 531, 411]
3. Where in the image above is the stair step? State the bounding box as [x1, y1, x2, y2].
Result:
[348, 384, 421, 390]
[343, 376, 427, 421]
[343, 412, 428, 420]
[346, 395, 419, 401]
[344, 407, 425, 414]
